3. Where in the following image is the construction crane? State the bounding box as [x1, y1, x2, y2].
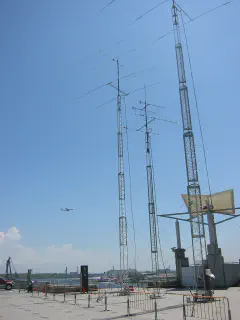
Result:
[5, 257, 18, 280]
[172, 1, 208, 293]
[116, 59, 128, 281]
[5, 257, 12, 280]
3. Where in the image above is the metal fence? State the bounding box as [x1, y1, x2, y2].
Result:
[129, 292, 156, 312]
[183, 295, 232, 320]
[19, 287, 186, 320]
[29, 287, 115, 312]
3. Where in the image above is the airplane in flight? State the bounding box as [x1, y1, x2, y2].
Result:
[61, 208, 74, 212]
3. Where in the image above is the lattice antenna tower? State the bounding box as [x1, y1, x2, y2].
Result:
[135, 92, 162, 277]
[134, 95, 176, 276]
[115, 59, 128, 279]
[143, 97, 159, 276]
[79, 52, 161, 282]
[172, 1, 207, 291]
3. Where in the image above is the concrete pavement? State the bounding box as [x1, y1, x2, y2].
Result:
[0, 287, 239, 319]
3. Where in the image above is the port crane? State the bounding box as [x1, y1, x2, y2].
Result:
[5, 257, 18, 280]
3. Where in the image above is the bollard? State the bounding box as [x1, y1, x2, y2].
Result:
[64, 292, 66, 303]
[32, 290, 33, 297]
[74, 293, 76, 305]
[228, 309, 232, 320]
[183, 304, 186, 320]
[53, 292, 55, 301]
[45, 283, 47, 298]
[38, 289, 39, 297]
[226, 298, 232, 320]
[19, 285, 21, 293]
[127, 296, 130, 316]
[88, 294, 91, 308]
[154, 294, 157, 320]
[104, 291, 107, 311]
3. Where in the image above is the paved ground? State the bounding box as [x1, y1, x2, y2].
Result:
[0, 287, 239, 319]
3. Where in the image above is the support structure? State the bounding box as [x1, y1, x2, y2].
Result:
[176, 220, 181, 249]
[116, 59, 128, 279]
[172, 1, 207, 292]
[172, 221, 189, 286]
[159, 207, 240, 288]
[207, 210, 217, 247]
[159, 207, 240, 226]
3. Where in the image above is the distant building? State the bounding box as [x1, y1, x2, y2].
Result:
[105, 269, 137, 277]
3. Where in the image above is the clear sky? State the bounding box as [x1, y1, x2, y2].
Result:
[0, 0, 239, 273]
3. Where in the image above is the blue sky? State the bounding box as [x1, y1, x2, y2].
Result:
[0, 0, 239, 273]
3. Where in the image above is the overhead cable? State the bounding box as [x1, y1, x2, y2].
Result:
[175, 3, 192, 20]
[154, 1, 234, 42]
[77, 67, 156, 99]
[98, 0, 118, 14]
[95, 81, 161, 109]
[126, 0, 170, 27]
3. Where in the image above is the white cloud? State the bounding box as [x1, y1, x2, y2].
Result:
[0, 226, 176, 273]
[5, 227, 21, 240]
[0, 225, 239, 274]
[0, 232, 4, 242]
[0, 226, 117, 273]
[0, 226, 21, 244]
[42, 243, 117, 272]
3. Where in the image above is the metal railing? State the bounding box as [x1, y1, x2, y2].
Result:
[129, 291, 155, 311]
[128, 292, 170, 319]
[183, 295, 232, 320]
[18, 286, 189, 320]
[28, 287, 113, 312]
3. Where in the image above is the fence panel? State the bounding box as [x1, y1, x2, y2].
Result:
[129, 292, 155, 312]
[183, 295, 232, 320]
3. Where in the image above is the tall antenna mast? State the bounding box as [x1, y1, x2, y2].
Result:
[172, 1, 207, 292]
[79, 52, 161, 283]
[135, 95, 175, 278]
[143, 94, 159, 277]
[116, 59, 128, 279]
[135, 91, 160, 278]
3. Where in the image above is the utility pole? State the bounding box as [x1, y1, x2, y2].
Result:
[172, 1, 207, 293]
[116, 59, 128, 281]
